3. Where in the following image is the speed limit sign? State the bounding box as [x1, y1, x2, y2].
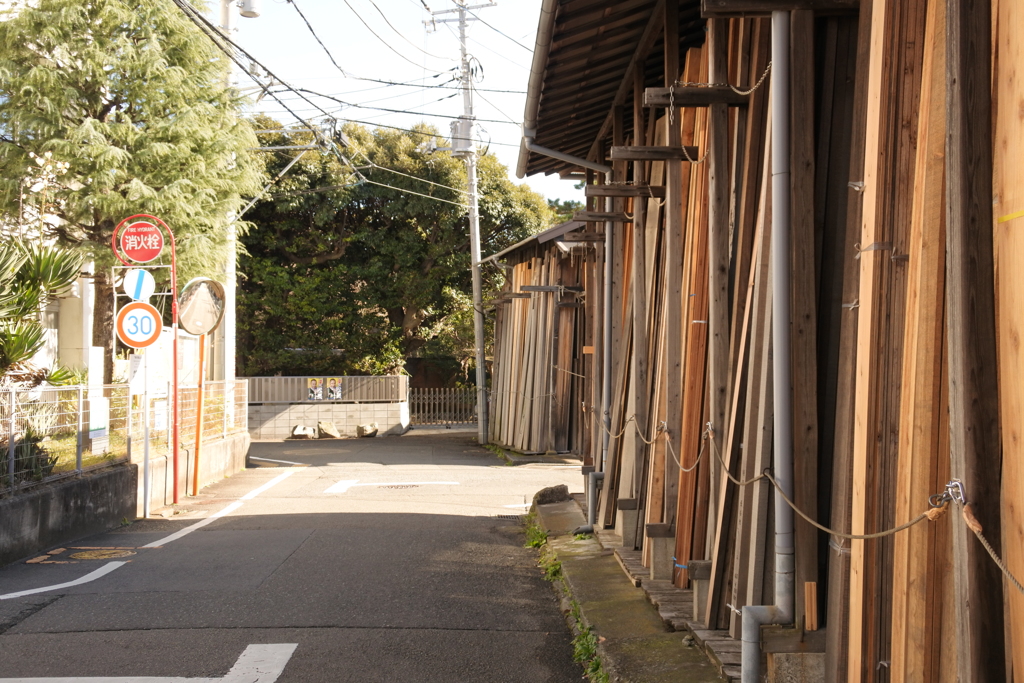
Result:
[116, 302, 163, 348]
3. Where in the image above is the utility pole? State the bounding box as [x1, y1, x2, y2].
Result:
[219, 0, 259, 387]
[430, 1, 495, 445]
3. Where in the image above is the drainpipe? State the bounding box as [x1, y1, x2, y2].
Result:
[741, 11, 795, 683]
[522, 135, 612, 176]
[573, 470, 605, 535]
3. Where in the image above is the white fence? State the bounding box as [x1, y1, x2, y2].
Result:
[409, 388, 477, 425]
[0, 380, 247, 496]
[246, 376, 408, 403]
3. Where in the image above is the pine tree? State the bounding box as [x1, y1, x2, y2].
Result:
[0, 0, 263, 380]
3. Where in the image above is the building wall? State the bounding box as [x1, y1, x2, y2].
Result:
[248, 401, 410, 440]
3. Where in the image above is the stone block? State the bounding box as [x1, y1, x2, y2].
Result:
[767, 653, 825, 683]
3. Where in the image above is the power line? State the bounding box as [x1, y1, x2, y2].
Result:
[466, 8, 532, 52]
[169, 0, 467, 209]
[340, 0, 441, 71]
[364, 0, 452, 61]
[286, 0, 347, 76]
[471, 81, 520, 125]
[289, 86, 521, 125]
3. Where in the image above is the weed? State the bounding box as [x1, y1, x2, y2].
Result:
[523, 510, 548, 549]
[573, 532, 593, 541]
[543, 556, 562, 581]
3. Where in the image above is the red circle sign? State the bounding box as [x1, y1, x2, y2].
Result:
[116, 301, 163, 349]
[119, 221, 164, 263]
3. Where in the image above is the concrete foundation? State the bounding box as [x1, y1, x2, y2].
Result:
[649, 535, 675, 581]
[0, 465, 138, 566]
[768, 652, 826, 683]
[248, 401, 410, 440]
[136, 431, 249, 515]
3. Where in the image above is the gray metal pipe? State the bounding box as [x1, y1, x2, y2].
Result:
[573, 470, 606, 535]
[741, 11, 795, 683]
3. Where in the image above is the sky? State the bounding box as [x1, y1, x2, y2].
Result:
[220, 0, 586, 207]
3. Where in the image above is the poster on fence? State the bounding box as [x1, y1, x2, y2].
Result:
[325, 377, 343, 400]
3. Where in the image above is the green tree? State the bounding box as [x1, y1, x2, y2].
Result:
[547, 197, 584, 224]
[0, 0, 263, 380]
[238, 119, 551, 377]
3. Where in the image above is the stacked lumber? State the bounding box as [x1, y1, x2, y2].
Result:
[489, 249, 584, 454]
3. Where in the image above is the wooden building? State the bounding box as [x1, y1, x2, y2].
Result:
[486, 0, 1024, 681]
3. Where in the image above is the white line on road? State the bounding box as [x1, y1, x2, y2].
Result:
[0, 643, 298, 683]
[503, 503, 531, 508]
[0, 562, 128, 600]
[323, 480, 461, 494]
[0, 470, 299, 601]
[248, 457, 303, 466]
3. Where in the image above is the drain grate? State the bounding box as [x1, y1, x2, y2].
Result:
[379, 484, 418, 489]
[494, 514, 524, 521]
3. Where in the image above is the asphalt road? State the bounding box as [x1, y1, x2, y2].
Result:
[0, 433, 584, 682]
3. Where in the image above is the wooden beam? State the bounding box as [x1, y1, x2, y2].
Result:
[701, 0, 859, 17]
[644, 86, 749, 107]
[662, 0, 684, 532]
[946, 0, 1006, 679]
[572, 211, 634, 223]
[586, 0, 667, 164]
[585, 184, 667, 198]
[993, 0, 1024, 677]
[610, 146, 702, 161]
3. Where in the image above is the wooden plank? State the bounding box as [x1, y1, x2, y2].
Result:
[946, 0, 1007, 678]
[662, 0, 685, 528]
[585, 184, 667, 198]
[572, 211, 634, 223]
[788, 8, 819, 631]
[586, 0, 666, 163]
[993, 0, 1024, 676]
[631, 62, 652, 517]
[701, 0, 859, 16]
[824, 6, 870, 680]
[644, 86, 749, 107]
[805, 582, 818, 631]
[889, 1, 946, 679]
[610, 146, 702, 161]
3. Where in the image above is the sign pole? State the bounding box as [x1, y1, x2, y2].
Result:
[192, 334, 206, 497]
[143, 350, 151, 519]
[112, 215, 180, 504]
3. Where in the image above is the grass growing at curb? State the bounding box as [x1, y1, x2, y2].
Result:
[483, 443, 515, 466]
[523, 513, 608, 683]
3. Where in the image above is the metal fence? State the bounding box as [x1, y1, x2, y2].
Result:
[1, 380, 247, 496]
[246, 376, 409, 403]
[409, 387, 477, 425]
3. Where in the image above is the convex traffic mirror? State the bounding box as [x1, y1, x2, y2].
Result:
[178, 278, 226, 336]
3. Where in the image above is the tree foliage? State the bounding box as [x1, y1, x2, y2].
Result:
[238, 118, 551, 376]
[0, 0, 263, 377]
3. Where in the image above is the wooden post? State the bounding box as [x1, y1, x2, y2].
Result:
[945, 0, 1006, 680]
[662, 0, 683, 526]
[993, 0, 1024, 675]
[632, 63, 651, 507]
[788, 8, 819, 631]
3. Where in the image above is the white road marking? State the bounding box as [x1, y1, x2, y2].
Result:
[0, 470, 299, 601]
[249, 457, 303, 466]
[324, 480, 460, 494]
[0, 563, 128, 601]
[503, 503, 531, 508]
[241, 469, 298, 500]
[0, 643, 298, 683]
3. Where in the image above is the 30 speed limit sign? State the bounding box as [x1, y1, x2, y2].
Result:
[116, 302, 163, 348]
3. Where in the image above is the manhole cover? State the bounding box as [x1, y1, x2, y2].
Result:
[70, 549, 136, 560]
[379, 485, 418, 489]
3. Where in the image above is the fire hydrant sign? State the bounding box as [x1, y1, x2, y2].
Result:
[116, 301, 163, 348]
[119, 220, 164, 263]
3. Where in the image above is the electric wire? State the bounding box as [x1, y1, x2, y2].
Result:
[364, 0, 452, 61]
[466, 8, 532, 52]
[471, 81, 521, 125]
[287, 86, 521, 125]
[340, 0, 444, 71]
[169, 0, 468, 209]
[286, 0, 347, 76]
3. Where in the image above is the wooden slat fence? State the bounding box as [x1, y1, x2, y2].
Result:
[409, 388, 477, 425]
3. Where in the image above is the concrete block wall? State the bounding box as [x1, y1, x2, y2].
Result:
[0, 464, 137, 566]
[135, 431, 249, 515]
[248, 401, 410, 440]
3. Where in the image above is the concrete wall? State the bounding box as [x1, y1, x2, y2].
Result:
[248, 401, 410, 439]
[0, 465, 137, 566]
[135, 431, 250, 515]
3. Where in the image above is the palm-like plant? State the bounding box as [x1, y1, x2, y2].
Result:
[0, 241, 83, 383]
